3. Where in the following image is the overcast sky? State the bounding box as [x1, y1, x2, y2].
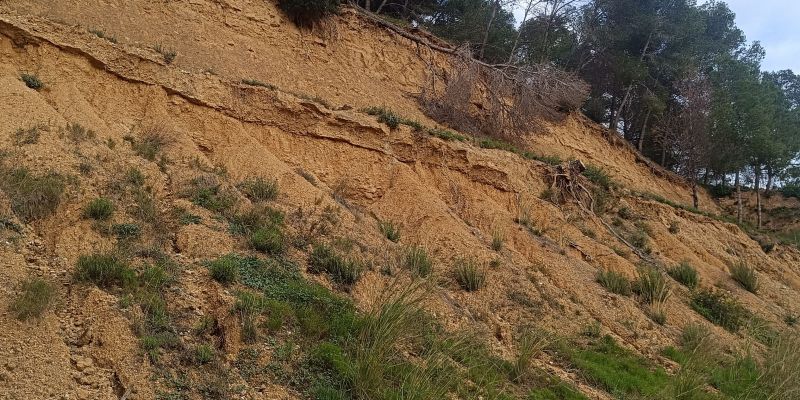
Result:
[512, 1, 799, 72]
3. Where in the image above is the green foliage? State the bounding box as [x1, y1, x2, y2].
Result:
[668, 261, 699, 289]
[89, 28, 117, 43]
[84, 198, 114, 220]
[563, 335, 669, 397]
[208, 254, 241, 284]
[278, 0, 339, 27]
[491, 229, 503, 251]
[634, 266, 670, 304]
[130, 129, 169, 161]
[363, 106, 402, 129]
[596, 269, 631, 295]
[378, 220, 400, 242]
[403, 245, 433, 277]
[429, 128, 467, 141]
[20, 73, 42, 90]
[250, 225, 285, 255]
[454, 257, 486, 291]
[194, 344, 215, 364]
[239, 177, 279, 202]
[14, 126, 41, 145]
[0, 168, 65, 222]
[730, 261, 759, 293]
[582, 165, 613, 190]
[112, 223, 141, 239]
[65, 123, 96, 143]
[74, 253, 137, 289]
[11, 277, 55, 320]
[125, 167, 146, 186]
[186, 176, 237, 213]
[691, 288, 749, 332]
[309, 244, 363, 285]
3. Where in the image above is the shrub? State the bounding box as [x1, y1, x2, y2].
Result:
[250, 225, 285, 255]
[125, 167, 146, 186]
[403, 245, 433, 277]
[11, 277, 55, 320]
[668, 221, 680, 234]
[596, 269, 631, 296]
[378, 220, 400, 242]
[84, 198, 114, 220]
[582, 165, 613, 190]
[21, 73, 42, 90]
[112, 223, 141, 239]
[195, 344, 215, 364]
[65, 123, 95, 143]
[634, 266, 670, 305]
[363, 106, 401, 129]
[691, 288, 749, 332]
[0, 168, 65, 222]
[454, 258, 486, 291]
[74, 253, 136, 289]
[730, 261, 759, 293]
[187, 176, 237, 213]
[491, 229, 503, 251]
[278, 0, 339, 27]
[428, 128, 466, 141]
[14, 126, 41, 145]
[239, 177, 279, 202]
[130, 128, 170, 161]
[209, 255, 241, 284]
[668, 261, 698, 289]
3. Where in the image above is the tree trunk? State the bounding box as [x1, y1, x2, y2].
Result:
[610, 31, 653, 133]
[401, 0, 409, 18]
[375, 0, 389, 14]
[479, 0, 499, 60]
[365, 0, 371, 11]
[754, 166, 762, 229]
[508, 0, 538, 63]
[638, 109, 651, 151]
[691, 178, 699, 210]
[660, 144, 666, 166]
[765, 166, 773, 195]
[735, 170, 742, 224]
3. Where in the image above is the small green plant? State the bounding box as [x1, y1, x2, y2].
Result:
[618, 206, 634, 220]
[89, 29, 117, 43]
[14, 126, 41, 145]
[125, 167, 146, 186]
[491, 229, 504, 251]
[379, 220, 400, 242]
[627, 227, 651, 252]
[11, 277, 55, 320]
[582, 165, 613, 189]
[668, 261, 698, 289]
[130, 128, 170, 161]
[65, 123, 96, 143]
[308, 244, 363, 285]
[428, 128, 467, 141]
[250, 225, 285, 255]
[186, 176, 237, 213]
[730, 261, 759, 293]
[112, 223, 141, 239]
[84, 198, 114, 220]
[511, 330, 548, 382]
[238, 177, 279, 202]
[454, 258, 486, 291]
[77, 162, 93, 175]
[0, 168, 65, 222]
[74, 253, 137, 289]
[21, 73, 42, 90]
[785, 314, 798, 326]
[691, 288, 749, 332]
[581, 321, 602, 338]
[668, 221, 680, 234]
[403, 245, 433, 277]
[209, 255, 240, 284]
[596, 269, 631, 295]
[634, 266, 670, 305]
[363, 106, 401, 129]
[241, 79, 276, 89]
[195, 344, 215, 364]
[153, 44, 177, 64]
[680, 323, 710, 352]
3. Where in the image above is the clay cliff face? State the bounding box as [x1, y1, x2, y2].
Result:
[0, 2, 798, 399]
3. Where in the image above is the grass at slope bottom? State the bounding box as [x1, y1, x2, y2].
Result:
[220, 254, 586, 400]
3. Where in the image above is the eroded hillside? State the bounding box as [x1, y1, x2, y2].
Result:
[0, 2, 799, 399]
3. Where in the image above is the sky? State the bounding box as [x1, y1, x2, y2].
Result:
[512, 0, 800, 72]
[720, 0, 800, 72]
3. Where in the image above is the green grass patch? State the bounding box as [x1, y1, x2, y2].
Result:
[84, 197, 114, 220]
[596, 269, 631, 296]
[454, 257, 486, 291]
[238, 177, 279, 202]
[730, 261, 759, 294]
[11, 277, 56, 320]
[668, 261, 699, 289]
[690, 288, 749, 332]
[74, 253, 137, 289]
[0, 168, 65, 222]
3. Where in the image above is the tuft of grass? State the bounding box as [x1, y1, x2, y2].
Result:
[84, 198, 114, 220]
[363, 106, 401, 129]
[309, 244, 363, 285]
[74, 253, 137, 289]
[785, 314, 798, 326]
[11, 277, 56, 320]
[20, 73, 42, 90]
[596, 269, 631, 296]
[89, 28, 117, 43]
[65, 123, 96, 143]
[454, 258, 486, 291]
[668, 261, 699, 289]
[0, 168, 65, 222]
[208, 254, 241, 284]
[378, 220, 400, 242]
[195, 344, 215, 364]
[125, 167, 146, 187]
[428, 128, 467, 141]
[491, 229, 503, 251]
[153, 44, 177, 64]
[634, 266, 670, 305]
[581, 321, 602, 338]
[14, 126, 41, 145]
[511, 330, 548, 382]
[668, 221, 680, 234]
[186, 175, 237, 213]
[130, 128, 170, 161]
[691, 288, 749, 332]
[250, 225, 285, 255]
[730, 261, 759, 294]
[112, 223, 141, 239]
[238, 177, 279, 202]
[403, 245, 433, 277]
[582, 165, 613, 190]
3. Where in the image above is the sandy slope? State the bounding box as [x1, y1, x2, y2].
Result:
[0, 2, 797, 399]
